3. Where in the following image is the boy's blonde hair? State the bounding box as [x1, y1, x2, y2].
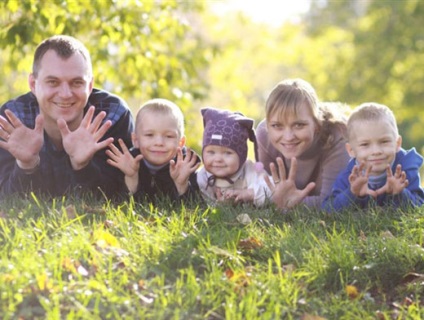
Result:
[265, 78, 347, 149]
[347, 102, 398, 141]
[135, 98, 185, 137]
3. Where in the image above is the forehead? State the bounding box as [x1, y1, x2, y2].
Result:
[350, 120, 396, 140]
[137, 112, 179, 130]
[269, 103, 314, 123]
[204, 145, 233, 152]
[38, 50, 91, 78]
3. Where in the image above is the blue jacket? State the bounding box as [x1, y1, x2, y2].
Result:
[322, 148, 424, 212]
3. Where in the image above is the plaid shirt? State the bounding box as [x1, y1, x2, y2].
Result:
[0, 88, 134, 200]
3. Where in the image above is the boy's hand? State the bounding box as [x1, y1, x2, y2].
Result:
[59, 106, 114, 170]
[170, 147, 200, 195]
[265, 157, 315, 209]
[106, 138, 143, 177]
[106, 138, 143, 194]
[375, 164, 409, 196]
[349, 163, 378, 198]
[0, 110, 44, 170]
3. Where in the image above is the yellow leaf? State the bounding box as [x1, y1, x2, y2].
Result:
[92, 229, 120, 248]
[345, 285, 359, 299]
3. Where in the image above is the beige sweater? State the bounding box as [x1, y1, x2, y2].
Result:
[256, 119, 350, 208]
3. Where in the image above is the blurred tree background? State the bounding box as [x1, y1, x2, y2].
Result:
[0, 0, 423, 154]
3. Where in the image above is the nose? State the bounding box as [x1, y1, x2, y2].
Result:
[371, 144, 382, 154]
[153, 136, 164, 145]
[282, 128, 295, 140]
[58, 83, 73, 98]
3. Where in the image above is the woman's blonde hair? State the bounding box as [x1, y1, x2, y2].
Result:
[265, 78, 348, 148]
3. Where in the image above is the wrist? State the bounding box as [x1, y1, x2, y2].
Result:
[17, 156, 40, 174]
[70, 159, 89, 171]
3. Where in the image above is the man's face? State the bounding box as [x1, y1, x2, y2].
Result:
[29, 49, 93, 132]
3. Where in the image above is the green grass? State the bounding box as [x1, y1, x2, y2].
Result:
[1, 194, 424, 319]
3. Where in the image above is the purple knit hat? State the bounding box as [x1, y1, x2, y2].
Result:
[201, 107, 258, 172]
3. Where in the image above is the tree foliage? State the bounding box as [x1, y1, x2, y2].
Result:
[305, 0, 424, 149]
[0, 0, 212, 147]
[1, 0, 423, 152]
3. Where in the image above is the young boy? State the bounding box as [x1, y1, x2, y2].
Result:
[106, 98, 201, 204]
[322, 102, 424, 212]
[197, 107, 272, 207]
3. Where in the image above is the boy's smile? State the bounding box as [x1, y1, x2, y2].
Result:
[134, 112, 185, 166]
[346, 120, 401, 176]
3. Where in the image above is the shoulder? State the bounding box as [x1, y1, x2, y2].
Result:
[395, 147, 423, 168]
[0, 92, 38, 127]
[88, 88, 132, 123]
[255, 119, 268, 139]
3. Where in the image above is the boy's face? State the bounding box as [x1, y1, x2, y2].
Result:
[267, 104, 318, 159]
[203, 145, 239, 178]
[346, 120, 401, 176]
[133, 112, 185, 166]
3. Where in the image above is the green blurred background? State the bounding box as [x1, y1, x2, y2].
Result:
[1, 0, 423, 157]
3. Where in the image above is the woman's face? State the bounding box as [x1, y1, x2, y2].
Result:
[266, 104, 318, 159]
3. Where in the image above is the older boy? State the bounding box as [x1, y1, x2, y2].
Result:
[106, 98, 201, 204]
[322, 102, 424, 211]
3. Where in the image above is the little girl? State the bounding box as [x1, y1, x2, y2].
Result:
[197, 107, 272, 206]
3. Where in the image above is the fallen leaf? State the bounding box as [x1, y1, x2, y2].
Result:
[380, 230, 394, 239]
[236, 213, 252, 225]
[345, 284, 359, 299]
[401, 272, 424, 285]
[300, 314, 327, 320]
[225, 268, 234, 279]
[238, 237, 262, 250]
[65, 205, 77, 219]
[77, 265, 89, 277]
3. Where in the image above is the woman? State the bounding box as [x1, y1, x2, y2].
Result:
[256, 78, 350, 210]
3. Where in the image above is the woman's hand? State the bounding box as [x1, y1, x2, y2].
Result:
[265, 157, 315, 209]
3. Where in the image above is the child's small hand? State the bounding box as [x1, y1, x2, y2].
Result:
[375, 164, 409, 196]
[170, 147, 201, 195]
[106, 138, 142, 177]
[223, 189, 254, 204]
[349, 162, 378, 198]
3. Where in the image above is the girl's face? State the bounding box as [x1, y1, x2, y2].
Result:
[203, 145, 239, 178]
[346, 120, 401, 176]
[267, 104, 318, 159]
[133, 112, 185, 166]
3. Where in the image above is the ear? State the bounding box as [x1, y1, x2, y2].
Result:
[345, 142, 356, 158]
[28, 74, 36, 93]
[88, 77, 94, 92]
[131, 132, 138, 148]
[396, 135, 402, 152]
[179, 135, 186, 147]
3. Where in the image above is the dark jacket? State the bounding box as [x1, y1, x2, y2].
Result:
[128, 147, 201, 205]
[0, 89, 134, 200]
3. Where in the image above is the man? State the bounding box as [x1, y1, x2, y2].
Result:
[0, 35, 133, 200]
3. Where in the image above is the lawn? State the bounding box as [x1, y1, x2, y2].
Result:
[0, 194, 423, 319]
